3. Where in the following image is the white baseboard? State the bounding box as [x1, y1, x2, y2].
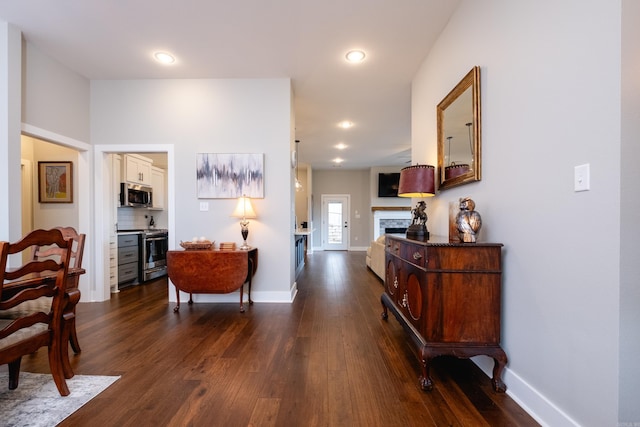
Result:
[311, 246, 369, 252]
[473, 357, 580, 427]
[169, 288, 296, 304]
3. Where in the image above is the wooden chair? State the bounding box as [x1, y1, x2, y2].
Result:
[33, 226, 86, 353]
[0, 228, 73, 396]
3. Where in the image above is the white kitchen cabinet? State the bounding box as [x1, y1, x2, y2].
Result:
[123, 154, 152, 185]
[109, 239, 118, 293]
[151, 166, 165, 210]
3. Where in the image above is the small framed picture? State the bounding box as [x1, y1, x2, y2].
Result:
[38, 161, 73, 203]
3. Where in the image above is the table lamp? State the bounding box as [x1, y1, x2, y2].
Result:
[398, 164, 435, 239]
[231, 195, 257, 250]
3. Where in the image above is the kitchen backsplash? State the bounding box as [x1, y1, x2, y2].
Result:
[117, 208, 167, 230]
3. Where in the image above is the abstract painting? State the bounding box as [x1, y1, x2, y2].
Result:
[196, 153, 264, 199]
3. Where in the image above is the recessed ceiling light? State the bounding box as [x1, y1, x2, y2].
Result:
[335, 143, 348, 150]
[333, 158, 344, 164]
[345, 50, 366, 63]
[154, 51, 175, 64]
[338, 120, 354, 129]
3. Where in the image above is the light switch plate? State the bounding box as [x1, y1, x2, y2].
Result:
[574, 164, 590, 192]
[199, 201, 209, 211]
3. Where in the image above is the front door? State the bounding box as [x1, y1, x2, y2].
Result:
[321, 195, 349, 250]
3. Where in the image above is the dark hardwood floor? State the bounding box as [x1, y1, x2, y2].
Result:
[20, 251, 539, 426]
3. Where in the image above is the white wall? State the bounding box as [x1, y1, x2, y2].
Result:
[619, 0, 640, 422]
[0, 22, 22, 242]
[294, 166, 308, 228]
[412, 1, 622, 426]
[23, 41, 90, 142]
[21, 136, 80, 230]
[91, 79, 295, 303]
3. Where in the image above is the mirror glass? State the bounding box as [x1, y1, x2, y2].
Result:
[437, 66, 481, 190]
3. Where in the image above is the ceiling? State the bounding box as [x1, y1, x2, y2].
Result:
[0, 1, 460, 170]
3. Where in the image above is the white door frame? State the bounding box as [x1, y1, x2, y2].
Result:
[93, 144, 175, 302]
[321, 194, 350, 250]
[21, 124, 93, 299]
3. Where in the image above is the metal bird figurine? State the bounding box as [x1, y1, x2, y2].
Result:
[455, 197, 482, 243]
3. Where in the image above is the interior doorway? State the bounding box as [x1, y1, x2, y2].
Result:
[321, 194, 349, 250]
[93, 144, 175, 302]
[17, 126, 91, 299]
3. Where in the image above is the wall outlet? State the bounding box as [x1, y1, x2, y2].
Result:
[199, 201, 209, 211]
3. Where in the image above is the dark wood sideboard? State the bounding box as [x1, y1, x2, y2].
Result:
[381, 235, 508, 392]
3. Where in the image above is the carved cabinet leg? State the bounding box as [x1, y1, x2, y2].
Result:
[491, 350, 508, 393]
[419, 357, 434, 391]
[380, 295, 389, 320]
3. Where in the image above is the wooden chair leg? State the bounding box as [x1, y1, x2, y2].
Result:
[48, 338, 70, 396]
[69, 319, 81, 353]
[66, 290, 82, 354]
[8, 358, 22, 390]
[61, 312, 75, 380]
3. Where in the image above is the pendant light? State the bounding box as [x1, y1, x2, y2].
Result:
[295, 140, 303, 192]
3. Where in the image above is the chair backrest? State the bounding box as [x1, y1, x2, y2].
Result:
[32, 226, 85, 270]
[0, 228, 72, 344]
[0, 228, 73, 395]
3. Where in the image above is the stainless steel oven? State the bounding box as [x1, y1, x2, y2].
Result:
[142, 229, 168, 281]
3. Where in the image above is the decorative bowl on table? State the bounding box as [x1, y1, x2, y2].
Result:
[179, 240, 214, 250]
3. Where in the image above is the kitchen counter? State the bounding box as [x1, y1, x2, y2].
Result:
[117, 230, 143, 235]
[117, 228, 168, 234]
[294, 228, 314, 235]
[294, 229, 315, 276]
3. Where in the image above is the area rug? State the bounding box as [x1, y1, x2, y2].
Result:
[0, 372, 120, 427]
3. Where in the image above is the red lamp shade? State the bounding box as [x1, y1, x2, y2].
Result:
[444, 163, 470, 180]
[398, 164, 436, 197]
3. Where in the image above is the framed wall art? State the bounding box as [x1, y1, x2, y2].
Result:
[38, 161, 73, 203]
[196, 153, 264, 199]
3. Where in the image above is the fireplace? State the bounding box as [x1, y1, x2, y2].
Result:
[384, 227, 407, 234]
[372, 208, 411, 240]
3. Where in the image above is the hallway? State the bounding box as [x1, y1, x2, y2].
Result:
[21, 251, 538, 426]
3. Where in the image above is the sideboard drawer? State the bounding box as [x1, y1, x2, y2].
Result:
[386, 237, 401, 256]
[400, 243, 426, 268]
[387, 236, 427, 268]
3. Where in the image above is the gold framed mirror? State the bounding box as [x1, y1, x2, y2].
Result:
[437, 66, 481, 190]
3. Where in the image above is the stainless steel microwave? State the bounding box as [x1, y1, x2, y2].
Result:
[120, 183, 153, 208]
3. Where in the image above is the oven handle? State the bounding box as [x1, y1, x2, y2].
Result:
[145, 236, 167, 241]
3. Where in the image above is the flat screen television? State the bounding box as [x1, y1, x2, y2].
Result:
[378, 173, 400, 197]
